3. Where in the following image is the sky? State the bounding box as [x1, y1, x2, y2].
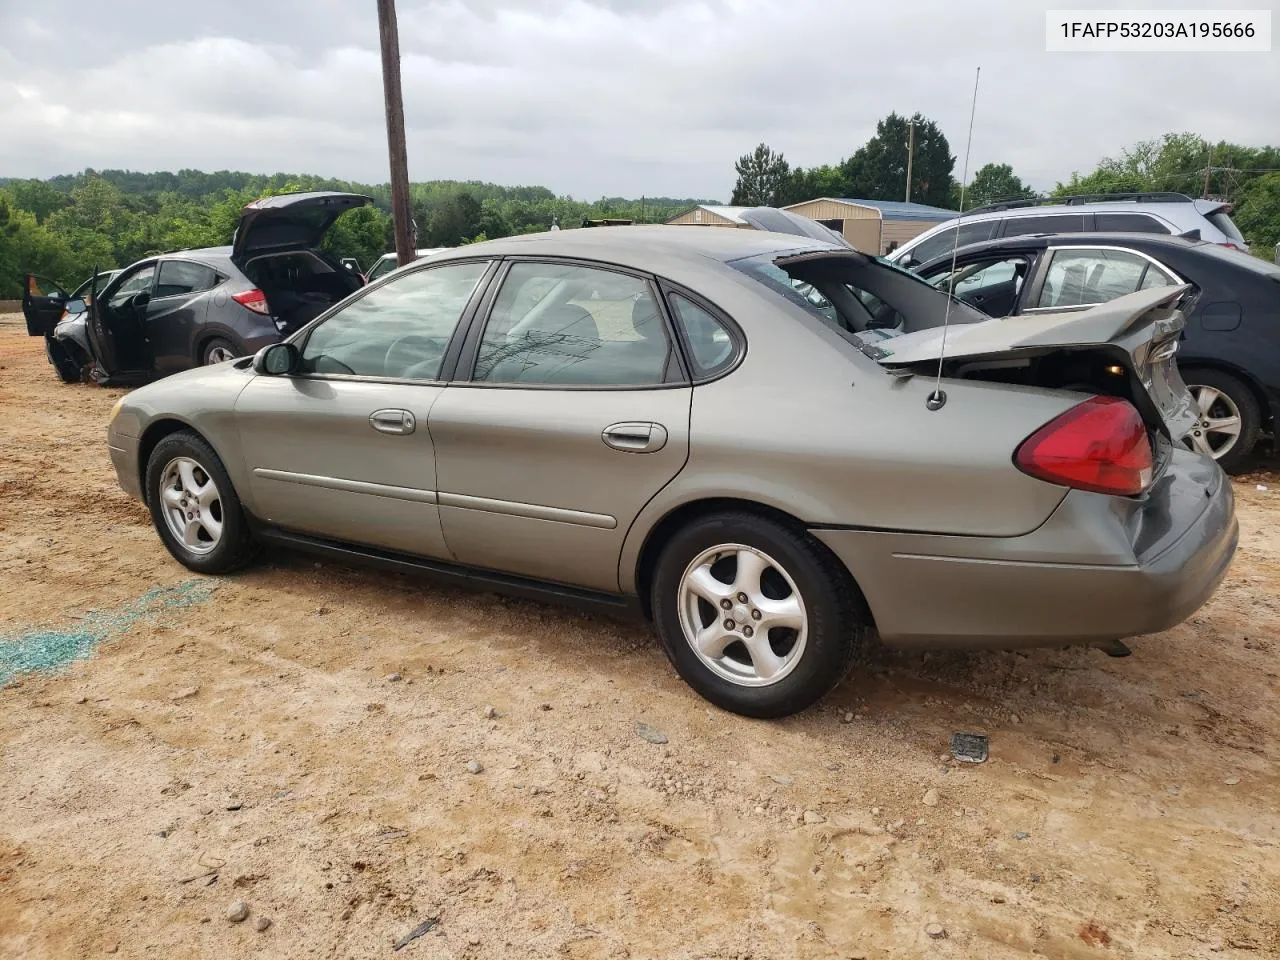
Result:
[0, 0, 1276, 200]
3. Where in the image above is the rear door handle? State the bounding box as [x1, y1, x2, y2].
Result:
[369, 408, 416, 435]
[602, 421, 667, 454]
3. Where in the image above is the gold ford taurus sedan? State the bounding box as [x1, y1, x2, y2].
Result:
[106, 225, 1237, 718]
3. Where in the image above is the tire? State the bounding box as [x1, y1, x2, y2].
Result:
[44, 336, 81, 384]
[1180, 368, 1261, 475]
[650, 510, 866, 718]
[201, 337, 240, 366]
[145, 430, 258, 574]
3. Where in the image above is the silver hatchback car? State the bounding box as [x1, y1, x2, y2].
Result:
[106, 227, 1237, 718]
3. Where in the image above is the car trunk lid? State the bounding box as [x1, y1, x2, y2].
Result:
[870, 285, 1197, 444]
[231, 191, 373, 262]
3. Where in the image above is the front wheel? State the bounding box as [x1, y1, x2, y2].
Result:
[145, 431, 257, 574]
[1181, 368, 1260, 474]
[651, 511, 866, 718]
[44, 336, 82, 383]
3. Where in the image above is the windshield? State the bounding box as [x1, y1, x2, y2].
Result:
[729, 253, 988, 347]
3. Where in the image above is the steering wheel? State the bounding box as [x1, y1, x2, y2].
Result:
[384, 334, 448, 377]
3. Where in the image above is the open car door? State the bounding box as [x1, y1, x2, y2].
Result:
[22, 274, 70, 337]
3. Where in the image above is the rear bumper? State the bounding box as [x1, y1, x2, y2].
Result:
[813, 450, 1237, 649]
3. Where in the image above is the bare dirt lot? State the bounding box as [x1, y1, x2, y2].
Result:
[2, 315, 1279, 960]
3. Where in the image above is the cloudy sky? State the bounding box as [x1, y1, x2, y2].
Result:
[1, 0, 1276, 200]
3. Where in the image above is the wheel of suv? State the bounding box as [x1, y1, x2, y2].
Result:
[1180, 368, 1260, 474]
[201, 337, 240, 366]
[145, 430, 257, 574]
[650, 510, 866, 718]
[44, 336, 81, 383]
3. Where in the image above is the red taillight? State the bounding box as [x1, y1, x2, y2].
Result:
[1015, 396, 1153, 496]
[232, 289, 271, 315]
[1218, 242, 1242, 251]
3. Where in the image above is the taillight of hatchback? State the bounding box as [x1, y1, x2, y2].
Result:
[1014, 396, 1153, 496]
[232, 289, 271, 315]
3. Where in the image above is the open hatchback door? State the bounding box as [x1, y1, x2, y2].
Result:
[231, 191, 372, 262]
[870, 285, 1198, 444]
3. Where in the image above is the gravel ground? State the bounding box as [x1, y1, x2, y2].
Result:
[1, 314, 1278, 960]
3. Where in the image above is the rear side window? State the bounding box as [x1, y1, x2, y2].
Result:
[156, 261, 219, 298]
[1094, 213, 1170, 234]
[473, 262, 673, 387]
[1002, 214, 1087, 238]
[667, 294, 737, 378]
[1035, 248, 1157, 308]
[908, 220, 996, 264]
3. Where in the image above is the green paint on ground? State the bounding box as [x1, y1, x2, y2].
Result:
[0, 580, 216, 687]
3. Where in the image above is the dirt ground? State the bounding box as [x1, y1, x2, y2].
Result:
[1, 315, 1279, 960]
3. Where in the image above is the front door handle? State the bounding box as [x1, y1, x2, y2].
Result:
[602, 421, 667, 454]
[369, 408, 416, 435]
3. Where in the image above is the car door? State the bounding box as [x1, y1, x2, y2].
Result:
[22, 274, 70, 337]
[88, 262, 158, 374]
[147, 259, 219, 374]
[429, 259, 692, 593]
[233, 258, 495, 557]
[1021, 246, 1177, 314]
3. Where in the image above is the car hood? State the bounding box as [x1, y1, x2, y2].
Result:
[872, 285, 1198, 441]
[232, 191, 373, 260]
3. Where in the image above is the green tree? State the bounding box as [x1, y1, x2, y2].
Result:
[424, 192, 482, 246]
[1233, 172, 1280, 251]
[780, 164, 850, 205]
[964, 162, 1035, 208]
[5, 179, 70, 223]
[730, 143, 791, 206]
[842, 113, 955, 208]
[322, 205, 392, 270]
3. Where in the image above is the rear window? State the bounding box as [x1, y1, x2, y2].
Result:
[1206, 210, 1246, 243]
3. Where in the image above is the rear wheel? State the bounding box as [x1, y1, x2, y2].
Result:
[44, 336, 81, 383]
[201, 337, 239, 366]
[1180, 368, 1260, 474]
[651, 511, 865, 718]
[145, 431, 257, 574]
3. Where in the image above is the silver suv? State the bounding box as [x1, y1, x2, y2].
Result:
[888, 192, 1248, 266]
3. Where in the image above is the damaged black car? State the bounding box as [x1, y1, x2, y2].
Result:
[24, 191, 370, 384]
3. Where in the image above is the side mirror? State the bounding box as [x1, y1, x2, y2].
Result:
[132, 291, 151, 309]
[901, 256, 920, 269]
[253, 342, 301, 376]
[65, 298, 88, 315]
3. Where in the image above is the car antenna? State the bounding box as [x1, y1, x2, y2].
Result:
[926, 66, 981, 412]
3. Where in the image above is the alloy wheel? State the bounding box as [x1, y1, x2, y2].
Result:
[158, 457, 224, 555]
[1183, 384, 1243, 460]
[677, 543, 808, 687]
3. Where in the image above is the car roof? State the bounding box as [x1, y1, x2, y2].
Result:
[429, 225, 826, 272]
[919, 231, 1212, 266]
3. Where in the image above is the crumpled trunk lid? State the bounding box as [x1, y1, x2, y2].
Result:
[871, 285, 1197, 443]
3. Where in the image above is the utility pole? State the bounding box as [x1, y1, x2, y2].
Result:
[377, 0, 415, 267]
[904, 119, 916, 203]
[1201, 143, 1214, 199]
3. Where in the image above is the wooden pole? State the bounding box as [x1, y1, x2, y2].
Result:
[377, 0, 415, 267]
[904, 119, 916, 203]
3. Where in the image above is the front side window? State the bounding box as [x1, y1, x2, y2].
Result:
[301, 260, 488, 379]
[1035, 248, 1158, 309]
[155, 261, 218, 298]
[473, 262, 672, 386]
[367, 255, 397, 282]
[908, 219, 996, 264]
[107, 264, 156, 308]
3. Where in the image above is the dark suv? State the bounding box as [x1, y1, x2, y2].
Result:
[914, 232, 1280, 471]
[24, 191, 370, 385]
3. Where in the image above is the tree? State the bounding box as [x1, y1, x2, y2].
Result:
[1233, 172, 1280, 251]
[730, 143, 791, 206]
[424, 192, 482, 246]
[842, 113, 955, 208]
[964, 163, 1035, 208]
[322, 205, 392, 271]
[780, 164, 850, 205]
